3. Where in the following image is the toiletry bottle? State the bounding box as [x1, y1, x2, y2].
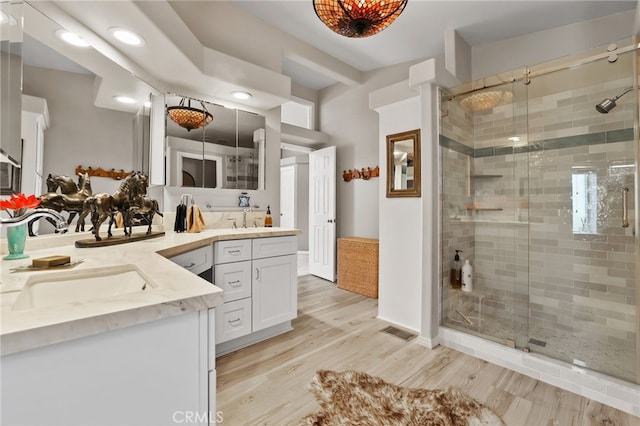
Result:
[462, 259, 473, 292]
[264, 205, 273, 227]
[450, 250, 462, 289]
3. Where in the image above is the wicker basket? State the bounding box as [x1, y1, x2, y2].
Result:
[337, 237, 379, 298]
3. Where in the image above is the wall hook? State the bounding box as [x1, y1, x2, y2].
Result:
[342, 166, 379, 182]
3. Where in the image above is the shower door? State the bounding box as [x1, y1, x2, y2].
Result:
[440, 46, 638, 383]
[523, 49, 637, 382]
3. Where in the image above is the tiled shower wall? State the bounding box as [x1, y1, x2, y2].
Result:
[440, 69, 637, 379]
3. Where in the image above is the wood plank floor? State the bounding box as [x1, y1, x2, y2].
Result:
[216, 275, 638, 425]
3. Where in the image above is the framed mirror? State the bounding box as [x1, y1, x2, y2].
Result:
[386, 129, 421, 198]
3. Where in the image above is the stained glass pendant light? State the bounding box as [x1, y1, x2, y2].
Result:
[313, 0, 408, 38]
[167, 98, 213, 131]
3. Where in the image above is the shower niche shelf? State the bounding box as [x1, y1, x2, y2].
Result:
[471, 174, 503, 178]
[464, 207, 503, 211]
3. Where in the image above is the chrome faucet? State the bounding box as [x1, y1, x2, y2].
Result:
[0, 208, 68, 233]
[242, 207, 252, 228]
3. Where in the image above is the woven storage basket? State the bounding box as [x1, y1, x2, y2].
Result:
[337, 237, 379, 298]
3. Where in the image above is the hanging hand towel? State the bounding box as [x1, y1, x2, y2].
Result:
[186, 204, 206, 233]
[115, 212, 124, 228]
[174, 203, 187, 232]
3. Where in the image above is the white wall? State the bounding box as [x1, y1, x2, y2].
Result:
[318, 61, 418, 239]
[23, 65, 135, 196]
[376, 96, 422, 332]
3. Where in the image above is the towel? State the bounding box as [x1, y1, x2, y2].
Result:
[115, 212, 124, 228]
[186, 204, 206, 233]
[174, 203, 187, 232]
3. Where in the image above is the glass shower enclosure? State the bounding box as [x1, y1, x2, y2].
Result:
[439, 45, 638, 383]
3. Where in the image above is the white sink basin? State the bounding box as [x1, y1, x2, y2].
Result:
[12, 264, 153, 310]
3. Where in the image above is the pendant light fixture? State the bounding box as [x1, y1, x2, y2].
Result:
[313, 0, 407, 38]
[167, 98, 213, 131]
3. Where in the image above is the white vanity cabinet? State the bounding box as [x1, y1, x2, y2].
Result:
[214, 236, 297, 355]
[1, 312, 210, 426]
[168, 246, 218, 426]
[252, 237, 297, 331]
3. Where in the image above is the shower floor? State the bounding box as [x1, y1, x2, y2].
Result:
[444, 312, 636, 382]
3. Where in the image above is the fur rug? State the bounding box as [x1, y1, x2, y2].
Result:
[300, 370, 505, 426]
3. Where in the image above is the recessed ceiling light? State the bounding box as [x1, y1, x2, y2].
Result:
[55, 29, 90, 47]
[109, 27, 145, 46]
[231, 91, 252, 100]
[114, 96, 136, 104]
[507, 136, 520, 142]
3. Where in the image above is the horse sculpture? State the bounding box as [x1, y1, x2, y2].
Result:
[83, 172, 148, 241]
[130, 175, 163, 235]
[29, 173, 92, 236]
[46, 174, 79, 194]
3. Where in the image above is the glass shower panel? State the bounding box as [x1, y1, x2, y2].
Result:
[440, 78, 528, 348]
[525, 50, 637, 382]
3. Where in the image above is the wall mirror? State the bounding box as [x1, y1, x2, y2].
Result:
[165, 94, 265, 190]
[21, 2, 158, 189]
[2, 2, 160, 235]
[386, 129, 421, 198]
[0, 1, 23, 167]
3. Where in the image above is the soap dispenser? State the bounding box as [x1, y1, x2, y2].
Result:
[264, 205, 273, 227]
[450, 250, 463, 289]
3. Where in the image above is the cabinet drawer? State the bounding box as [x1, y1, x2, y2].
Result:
[215, 298, 252, 344]
[252, 236, 297, 259]
[214, 239, 251, 264]
[215, 261, 251, 303]
[169, 245, 213, 276]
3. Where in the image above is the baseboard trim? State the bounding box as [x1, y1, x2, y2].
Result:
[375, 316, 420, 334]
[416, 335, 441, 349]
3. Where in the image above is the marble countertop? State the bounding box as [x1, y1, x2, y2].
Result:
[0, 226, 300, 356]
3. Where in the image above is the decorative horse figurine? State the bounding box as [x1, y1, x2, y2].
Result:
[129, 174, 163, 235]
[131, 198, 163, 234]
[29, 173, 92, 236]
[46, 174, 79, 194]
[84, 172, 148, 241]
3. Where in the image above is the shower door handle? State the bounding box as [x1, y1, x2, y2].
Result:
[622, 187, 629, 228]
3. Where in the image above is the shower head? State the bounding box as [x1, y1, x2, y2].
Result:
[595, 98, 617, 114]
[595, 86, 635, 114]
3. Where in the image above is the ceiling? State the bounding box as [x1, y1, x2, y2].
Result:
[18, 0, 638, 112]
[225, 0, 638, 90]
